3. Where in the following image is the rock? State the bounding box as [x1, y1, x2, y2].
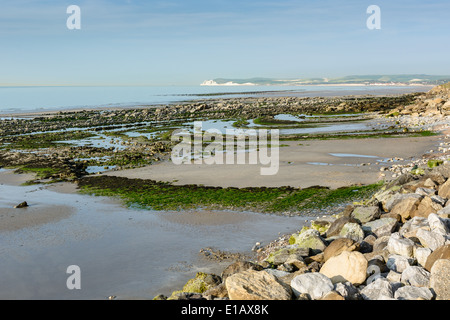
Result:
[290, 272, 334, 300]
[339, 222, 365, 243]
[289, 229, 327, 253]
[334, 281, 362, 300]
[386, 270, 402, 283]
[326, 216, 357, 237]
[387, 233, 415, 258]
[390, 197, 421, 222]
[351, 206, 381, 224]
[428, 213, 449, 235]
[413, 196, 444, 218]
[401, 266, 430, 287]
[438, 178, 450, 199]
[264, 269, 290, 279]
[383, 193, 423, 212]
[416, 228, 446, 250]
[414, 247, 432, 267]
[225, 270, 292, 300]
[323, 238, 359, 262]
[424, 244, 450, 271]
[394, 286, 434, 300]
[373, 235, 391, 252]
[320, 251, 368, 285]
[386, 254, 415, 273]
[264, 246, 308, 266]
[431, 195, 447, 207]
[203, 283, 228, 299]
[363, 218, 398, 237]
[415, 187, 437, 196]
[310, 219, 332, 235]
[13, 201, 28, 208]
[221, 261, 263, 281]
[430, 259, 450, 300]
[179, 272, 221, 294]
[360, 278, 394, 300]
[399, 216, 429, 238]
[319, 291, 345, 300]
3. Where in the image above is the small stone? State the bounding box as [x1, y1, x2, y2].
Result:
[13, 201, 28, 208]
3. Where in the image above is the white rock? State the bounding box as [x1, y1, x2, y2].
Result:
[290, 272, 333, 300]
[401, 266, 430, 287]
[360, 278, 394, 300]
[416, 228, 446, 250]
[394, 286, 434, 300]
[387, 233, 415, 258]
[428, 213, 449, 236]
[414, 247, 432, 267]
[386, 254, 415, 273]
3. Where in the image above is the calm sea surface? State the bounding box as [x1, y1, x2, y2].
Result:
[0, 85, 432, 114]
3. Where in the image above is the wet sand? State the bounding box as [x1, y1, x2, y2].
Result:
[104, 135, 442, 188]
[0, 170, 310, 299]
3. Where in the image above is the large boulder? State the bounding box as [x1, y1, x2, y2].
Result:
[394, 286, 434, 300]
[221, 261, 263, 281]
[428, 213, 449, 235]
[387, 233, 415, 258]
[225, 270, 292, 300]
[290, 272, 334, 300]
[363, 218, 398, 238]
[413, 196, 443, 218]
[360, 278, 394, 300]
[389, 196, 421, 222]
[320, 251, 368, 285]
[289, 229, 327, 253]
[386, 254, 415, 273]
[416, 228, 446, 251]
[438, 178, 450, 199]
[400, 266, 430, 287]
[429, 259, 450, 300]
[351, 206, 381, 224]
[424, 244, 450, 271]
[339, 222, 365, 243]
[264, 245, 309, 266]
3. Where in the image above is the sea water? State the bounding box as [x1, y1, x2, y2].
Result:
[0, 85, 431, 114]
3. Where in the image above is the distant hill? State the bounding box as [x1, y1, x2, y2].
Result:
[201, 75, 450, 86]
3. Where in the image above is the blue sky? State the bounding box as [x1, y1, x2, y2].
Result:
[1, 0, 449, 86]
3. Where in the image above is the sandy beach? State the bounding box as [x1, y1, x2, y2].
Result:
[104, 135, 443, 189]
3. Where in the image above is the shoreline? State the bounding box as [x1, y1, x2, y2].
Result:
[0, 85, 432, 118]
[1, 83, 449, 300]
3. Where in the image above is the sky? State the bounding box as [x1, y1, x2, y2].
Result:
[1, 0, 449, 86]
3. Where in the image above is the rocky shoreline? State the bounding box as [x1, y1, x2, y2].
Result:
[153, 84, 450, 301]
[156, 161, 450, 301]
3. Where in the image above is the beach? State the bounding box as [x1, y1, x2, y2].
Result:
[1, 84, 449, 300]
